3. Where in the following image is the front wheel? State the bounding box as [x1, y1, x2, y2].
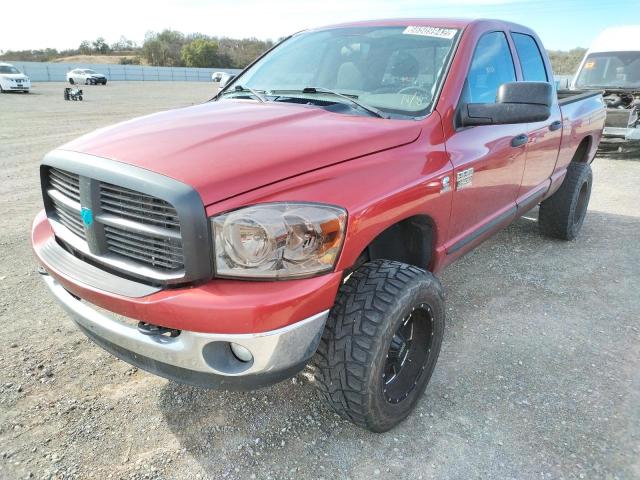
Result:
[539, 162, 592, 240]
[313, 260, 445, 432]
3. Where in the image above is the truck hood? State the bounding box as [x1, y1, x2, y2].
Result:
[59, 100, 421, 205]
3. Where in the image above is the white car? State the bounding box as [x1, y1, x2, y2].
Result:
[0, 63, 31, 93]
[211, 71, 232, 88]
[66, 68, 108, 85]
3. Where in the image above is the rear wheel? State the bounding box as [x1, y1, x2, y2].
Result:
[539, 162, 592, 240]
[313, 260, 445, 432]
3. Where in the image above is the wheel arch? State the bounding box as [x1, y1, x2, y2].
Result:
[349, 215, 437, 273]
[571, 135, 593, 163]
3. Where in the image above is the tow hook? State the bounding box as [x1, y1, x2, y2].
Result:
[137, 321, 180, 338]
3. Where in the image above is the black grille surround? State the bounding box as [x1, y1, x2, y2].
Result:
[41, 150, 213, 286]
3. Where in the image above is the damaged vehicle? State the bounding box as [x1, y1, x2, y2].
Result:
[32, 19, 605, 432]
[572, 26, 640, 152]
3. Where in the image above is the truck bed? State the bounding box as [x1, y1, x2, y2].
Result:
[557, 89, 602, 106]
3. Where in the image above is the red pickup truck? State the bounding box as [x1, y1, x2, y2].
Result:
[32, 19, 605, 432]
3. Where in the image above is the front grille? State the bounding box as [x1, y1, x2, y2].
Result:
[48, 168, 85, 240]
[45, 167, 184, 273]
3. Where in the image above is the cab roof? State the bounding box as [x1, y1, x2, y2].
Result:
[309, 18, 533, 34]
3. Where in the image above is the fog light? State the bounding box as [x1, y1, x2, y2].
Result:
[230, 343, 253, 362]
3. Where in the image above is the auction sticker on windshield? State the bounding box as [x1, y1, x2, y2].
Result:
[403, 26, 458, 39]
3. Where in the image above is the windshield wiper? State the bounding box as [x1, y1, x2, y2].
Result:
[270, 87, 388, 118]
[220, 85, 268, 103]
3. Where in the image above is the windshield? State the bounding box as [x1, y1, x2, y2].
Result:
[84, 69, 97, 74]
[576, 51, 640, 88]
[0, 65, 21, 74]
[224, 25, 460, 118]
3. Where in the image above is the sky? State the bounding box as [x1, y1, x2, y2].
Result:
[1, 0, 638, 52]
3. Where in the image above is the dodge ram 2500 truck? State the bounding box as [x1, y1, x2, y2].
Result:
[32, 19, 605, 432]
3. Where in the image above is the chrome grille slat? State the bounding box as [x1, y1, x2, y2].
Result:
[105, 232, 183, 260]
[106, 242, 183, 267]
[104, 227, 183, 256]
[49, 178, 80, 201]
[97, 213, 181, 240]
[101, 197, 175, 216]
[48, 169, 85, 239]
[99, 183, 180, 231]
[100, 190, 176, 212]
[50, 169, 80, 187]
[54, 208, 86, 239]
[100, 204, 180, 228]
[106, 245, 181, 270]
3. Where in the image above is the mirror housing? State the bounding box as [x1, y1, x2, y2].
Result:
[220, 74, 236, 88]
[460, 81, 553, 127]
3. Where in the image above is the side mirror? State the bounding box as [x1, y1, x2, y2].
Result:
[460, 81, 553, 127]
[220, 74, 236, 88]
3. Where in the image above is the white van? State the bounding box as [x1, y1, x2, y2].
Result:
[572, 26, 640, 146]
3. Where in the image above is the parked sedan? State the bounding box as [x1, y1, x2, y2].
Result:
[0, 63, 31, 93]
[66, 69, 107, 85]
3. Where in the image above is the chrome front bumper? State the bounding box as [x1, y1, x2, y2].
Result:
[41, 273, 329, 390]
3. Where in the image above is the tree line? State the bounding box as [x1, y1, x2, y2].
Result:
[0, 31, 275, 69]
[0, 32, 585, 74]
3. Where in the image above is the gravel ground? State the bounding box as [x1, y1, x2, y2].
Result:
[0, 82, 638, 480]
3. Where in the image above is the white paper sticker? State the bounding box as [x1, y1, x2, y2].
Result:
[403, 26, 458, 39]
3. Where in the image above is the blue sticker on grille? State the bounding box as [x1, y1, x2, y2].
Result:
[81, 207, 93, 227]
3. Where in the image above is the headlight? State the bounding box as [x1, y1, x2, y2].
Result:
[212, 203, 347, 279]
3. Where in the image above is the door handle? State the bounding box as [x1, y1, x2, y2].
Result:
[511, 134, 528, 147]
[548, 120, 562, 131]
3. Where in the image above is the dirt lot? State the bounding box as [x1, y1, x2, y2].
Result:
[0, 82, 638, 480]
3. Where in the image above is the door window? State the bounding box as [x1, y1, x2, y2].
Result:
[512, 33, 548, 81]
[462, 31, 516, 104]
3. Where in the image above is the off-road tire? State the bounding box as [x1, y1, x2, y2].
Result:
[539, 162, 592, 240]
[313, 260, 445, 432]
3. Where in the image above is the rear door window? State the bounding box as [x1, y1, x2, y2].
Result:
[512, 33, 548, 81]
